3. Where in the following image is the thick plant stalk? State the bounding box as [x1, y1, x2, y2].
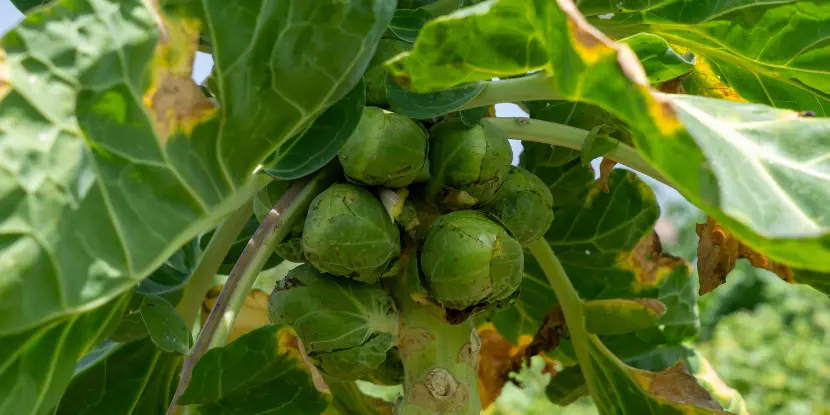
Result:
[176, 199, 255, 328]
[391, 248, 481, 415]
[167, 164, 340, 415]
[484, 117, 671, 187]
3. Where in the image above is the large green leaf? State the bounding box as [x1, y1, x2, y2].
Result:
[262, 79, 367, 180]
[620, 33, 694, 84]
[178, 324, 330, 415]
[0, 0, 392, 410]
[55, 338, 183, 414]
[492, 163, 699, 355]
[0, 293, 130, 414]
[384, 0, 830, 283]
[584, 0, 830, 114]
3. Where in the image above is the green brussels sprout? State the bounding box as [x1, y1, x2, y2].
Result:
[268, 264, 398, 381]
[425, 119, 512, 211]
[420, 210, 524, 310]
[302, 183, 401, 283]
[255, 180, 305, 263]
[481, 166, 554, 246]
[338, 107, 429, 188]
[364, 39, 411, 107]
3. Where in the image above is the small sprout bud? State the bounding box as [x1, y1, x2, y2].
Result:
[481, 166, 554, 246]
[339, 107, 429, 188]
[420, 211, 524, 311]
[425, 119, 512, 211]
[268, 264, 399, 381]
[302, 183, 401, 283]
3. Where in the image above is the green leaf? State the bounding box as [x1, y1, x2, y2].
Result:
[655, 94, 830, 272]
[548, 338, 732, 414]
[385, 73, 485, 118]
[386, 9, 434, 42]
[384, 0, 830, 284]
[580, 125, 619, 166]
[55, 338, 183, 414]
[111, 240, 199, 343]
[0, 293, 130, 414]
[0, 0, 392, 410]
[587, 1, 830, 114]
[584, 298, 666, 335]
[140, 296, 191, 355]
[620, 33, 695, 84]
[493, 167, 699, 350]
[178, 324, 330, 415]
[459, 106, 491, 126]
[262, 79, 366, 180]
[9, 0, 49, 13]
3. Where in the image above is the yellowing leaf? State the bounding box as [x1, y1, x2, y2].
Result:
[202, 287, 270, 344]
[477, 323, 557, 410]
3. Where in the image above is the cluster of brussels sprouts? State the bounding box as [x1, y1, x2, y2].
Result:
[266, 40, 554, 383]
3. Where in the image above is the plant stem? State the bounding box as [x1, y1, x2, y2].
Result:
[176, 200, 254, 329]
[458, 72, 561, 110]
[484, 117, 672, 187]
[420, 0, 460, 16]
[391, 246, 481, 415]
[526, 239, 602, 405]
[167, 164, 340, 415]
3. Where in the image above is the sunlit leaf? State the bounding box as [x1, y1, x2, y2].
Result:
[620, 33, 694, 85]
[586, 0, 830, 114]
[0, 0, 393, 409]
[384, 0, 830, 287]
[0, 294, 130, 414]
[178, 324, 331, 415]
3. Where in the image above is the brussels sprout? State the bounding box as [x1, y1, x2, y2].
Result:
[255, 180, 305, 263]
[425, 119, 512, 211]
[364, 39, 411, 107]
[302, 183, 401, 283]
[338, 107, 429, 188]
[268, 264, 398, 381]
[481, 166, 554, 246]
[420, 210, 524, 310]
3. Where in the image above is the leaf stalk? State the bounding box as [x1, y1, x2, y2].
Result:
[176, 199, 255, 329]
[484, 117, 672, 186]
[167, 164, 340, 415]
[459, 72, 561, 110]
[526, 239, 602, 404]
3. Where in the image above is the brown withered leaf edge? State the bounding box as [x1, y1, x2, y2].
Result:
[696, 217, 793, 295]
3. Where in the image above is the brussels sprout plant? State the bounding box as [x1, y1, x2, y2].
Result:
[3, 1, 829, 415]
